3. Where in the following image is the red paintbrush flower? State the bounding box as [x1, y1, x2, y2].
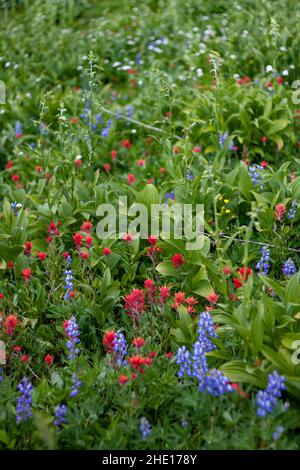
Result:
[170, 253, 184, 269]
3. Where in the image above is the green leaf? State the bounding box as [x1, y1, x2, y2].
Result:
[11, 209, 28, 245]
[220, 361, 265, 387]
[193, 280, 214, 298]
[101, 268, 111, 291]
[268, 119, 289, 135]
[156, 261, 178, 277]
[263, 96, 272, 118]
[285, 273, 300, 303]
[3, 198, 12, 226]
[261, 345, 294, 375]
[259, 274, 285, 299]
[0, 429, 9, 445]
[239, 163, 253, 201]
[270, 135, 284, 150]
[251, 308, 264, 355]
[51, 372, 64, 389]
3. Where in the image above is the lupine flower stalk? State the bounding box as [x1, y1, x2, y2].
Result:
[64, 316, 80, 360]
[282, 258, 297, 278]
[16, 377, 33, 423]
[256, 371, 286, 416]
[140, 417, 152, 438]
[255, 245, 271, 275]
[54, 404, 68, 427]
[176, 312, 232, 396]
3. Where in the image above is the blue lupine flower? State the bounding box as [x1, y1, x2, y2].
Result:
[39, 122, 47, 135]
[11, 201, 21, 216]
[249, 164, 264, 186]
[70, 373, 82, 397]
[287, 200, 297, 220]
[228, 139, 235, 151]
[191, 340, 209, 391]
[181, 418, 188, 428]
[135, 54, 142, 64]
[15, 121, 22, 136]
[113, 331, 128, 368]
[219, 131, 228, 147]
[165, 191, 175, 202]
[80, 107, 90, 121]
[126, 105, 133, 118]
[176, 312, 232, 396]
[140, 417, 152, 438]
[65, 254, 72, 268]
[64, 267, 74, 301]
[116, 108, 122, 120]
[96, 114, 103, 124]
[54, 404, 68, 427]
[272, 426, 284, 440]
[16, 377, 33, 423]
[219, 131, 234, 150]
[101, 128, 109, 138]
[106, 119, 113, 129]
[197, 312, 218, 352]
[256, 371, 286, 417]
[0, 368, 3, 383]
[65, 316, 80, 360]
[176, 345, 192, 377]
[205, 369, 233, 396]
[186, 169, 194, 180]
[255, 245, 270, 275]
[282, 258, 297, 278]
[11, 202, 17, 212]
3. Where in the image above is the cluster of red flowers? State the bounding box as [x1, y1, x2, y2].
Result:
[170, 253, 184, 269]
[123, 233, 133, 244]
[10, 345, 54, 366]
[3, 314, 18, 336]
[103, 330, 116, 352]
[223, 266, 252, 294]
[102, 330, 155, 384]
[47, 221, 60, 243]
[24, 241, 32, 257]
[236, 75, 251, 85]
[171, 292, 198, 314]
[124, 279, 171, 320]
[121, 351, 155, 384]
[144, 279, 156, 303]
[127, 173, 136, 185]
[275, 203, 286, 222]
[124, 289, 145, 321]
[230, 382, 249, 398]
[206, 292, 220, 305]
[72, 221, 94, 259]
[22, 268, 32, 282]
[147, 235, 160, 262]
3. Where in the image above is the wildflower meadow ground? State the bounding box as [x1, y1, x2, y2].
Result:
[0, 0, 300, 452]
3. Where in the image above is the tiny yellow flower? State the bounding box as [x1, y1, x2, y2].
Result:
[219, 196, 223, 201]
[225, 209, 231, 214]
[224, 199, 229, 203]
